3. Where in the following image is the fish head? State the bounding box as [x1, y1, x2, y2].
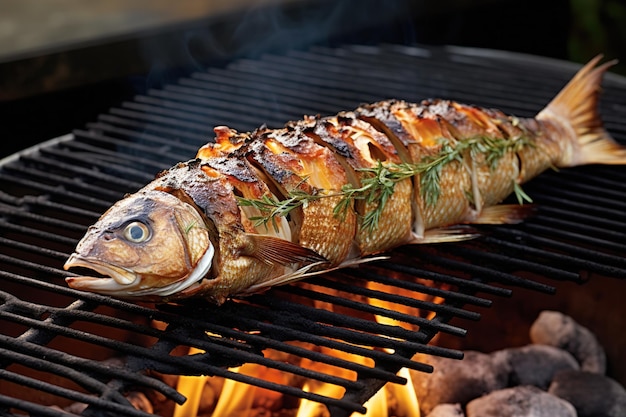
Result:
[64, 190, 215, 299]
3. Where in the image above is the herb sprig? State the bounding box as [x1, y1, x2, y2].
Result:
[237, 190, 317, 232]
[237, 135, 532, 232]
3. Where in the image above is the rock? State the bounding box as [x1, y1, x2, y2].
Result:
[491, 344, 579, 389]
[426, 403, 465, 417]
[410, 351, 509, 415]
[466, 386, 577, 417]
[549, 370, 626, 417]
[530, 310, 606, 373]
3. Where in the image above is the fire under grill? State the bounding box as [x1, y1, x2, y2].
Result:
[1, 44, 626, 416]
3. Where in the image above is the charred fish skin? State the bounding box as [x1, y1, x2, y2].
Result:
[307, 113, 414, 254]
[200, 125, 356, 267]
[244, 126, 358, 265]
[64, 56, 626, 303]
[147, 159, 323, 304]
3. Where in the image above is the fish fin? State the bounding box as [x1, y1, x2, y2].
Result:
[331, 255, 390, 271]
[237, 260, 328, 295]
[243, 233, 327, 266]
[468, 204, 536, 225]
[537, 55, 626, 166]
[409, 226, 478, 244]
[236, 255, 389, 296]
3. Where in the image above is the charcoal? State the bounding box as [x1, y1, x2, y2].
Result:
[425, 403, 465, 417]
[466, 386, 576, 417]
[410, 351, 509, 415]
[530, 310, 606, 373]
[549, 370, 626, 417]
[491, 344, 579, 389]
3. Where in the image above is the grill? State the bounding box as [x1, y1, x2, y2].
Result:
[1, 43, 626, 417]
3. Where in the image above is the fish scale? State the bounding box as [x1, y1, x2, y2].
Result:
[419, 161, 472, 230]
[310, 113, 414, 254]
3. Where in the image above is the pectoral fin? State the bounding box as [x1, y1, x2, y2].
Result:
[243, 233, 327, 266]
[235, 260, 328, 296]
[236, 255, 389, 296]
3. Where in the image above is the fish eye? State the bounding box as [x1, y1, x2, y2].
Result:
[123, 221, 151, 243]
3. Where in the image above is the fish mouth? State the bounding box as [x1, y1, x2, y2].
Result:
[63, 243, 215, 298]
[64, 254, 139, 292]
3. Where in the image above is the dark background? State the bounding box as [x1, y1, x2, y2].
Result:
[0, 0, 624, 160]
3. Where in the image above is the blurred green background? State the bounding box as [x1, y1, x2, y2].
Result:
[570, 0, 626, 74]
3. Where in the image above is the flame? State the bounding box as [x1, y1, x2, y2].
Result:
[295, 367, 417, 417]
[171, 276, 443, 417]
[173, 346, 254, 417]
[296, 382, 344, 417]
[210, 365, 254, 417]
[386, 368, 420, 417]
[174, 349, 294, 416]
[173, 347, 208, 417]
[293, 282, 424, 417]
[368, 285, 421, 417]
[361, 386, 388, 417]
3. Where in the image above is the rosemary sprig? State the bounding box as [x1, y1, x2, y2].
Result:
[237, 190, 321, 232]
[513, 181, 534, 205]
[342, 161, 420, 231]
[237, 135, 533, 232]
[183, 220, 198, 235]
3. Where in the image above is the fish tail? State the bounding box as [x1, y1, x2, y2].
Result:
[537, 55, 626, 166]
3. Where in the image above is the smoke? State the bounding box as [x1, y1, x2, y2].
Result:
[136, 0, 415, 90]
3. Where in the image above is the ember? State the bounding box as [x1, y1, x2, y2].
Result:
[411, 311, 626, 417]
[108, 310, 624, 417]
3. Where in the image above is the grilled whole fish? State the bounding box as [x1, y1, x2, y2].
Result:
[64, 56, 626, 304]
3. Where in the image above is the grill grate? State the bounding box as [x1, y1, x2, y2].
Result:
[1, 44, 625, 417]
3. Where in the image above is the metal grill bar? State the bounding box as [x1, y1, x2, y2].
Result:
[0, 174, 115, 209]
[403, 247, 559, 293]
[109, 108, 213, 134]
[65, 133, 180, 172]
[533, 208, 626, 234]
[94, 114, 206, 143]
[373, 261, 513, 297]
[444, 245, 582, 283]
[0, 235, 445, 415]
[314, 274, 491, 309]
[1, 43, 625, 417]
[0, 330, 182, 402]
[281, 284, 468, 337]
[0, 394, 92, 417]
[526, 223, 626, 252]
[0, 361, 156, 417]
[281, 280, 480, 323]
[482, 233, 626, 278]
[87, 122, 200, 154]
[73, 129, 191, 164]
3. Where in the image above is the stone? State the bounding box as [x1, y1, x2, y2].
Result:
[466, 385, 576, 417]
[549, 370, 626, 417]
[491, 344, 579, 389]
[425, 403, 465, 417]
[410, 351, 509, 415]
[530, 310, 606, 373]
